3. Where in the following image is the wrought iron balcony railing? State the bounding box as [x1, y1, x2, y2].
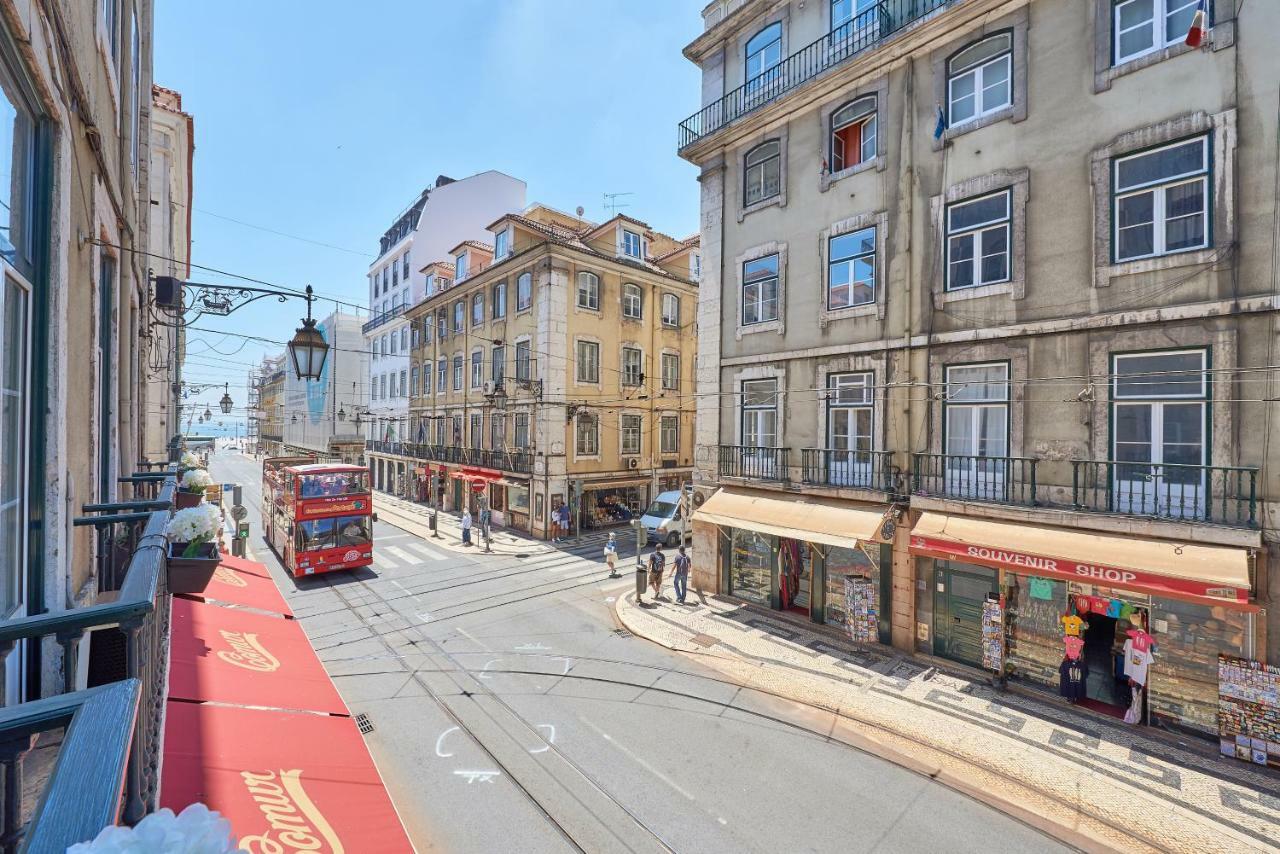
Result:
[912, 453, 1040, 507]
[1071, 460, 1259, 529]
[717, 444, 790, 483]
[401, 444, 535, 475]
[362, 302, 406, 335]
[801, 448, 901, 496]
[678, 0, 956, 149]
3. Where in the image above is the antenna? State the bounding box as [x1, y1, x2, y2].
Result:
[602, 192, 634, 217]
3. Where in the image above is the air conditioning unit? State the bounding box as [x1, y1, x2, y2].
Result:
[626, 458, 639, 470]
[482, 381, 497, 396]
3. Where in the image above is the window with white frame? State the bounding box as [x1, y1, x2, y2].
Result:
[828, 227, 876, 308]
[577, 271, 599, 310]
[411, 322, 420, 349]
[472, 292, 484, 326]
[515, 340, 531, 380]
[389, 372, 397, 398]
[742, 254, 779, 325]
[660, 415, 679, 454]
[576, 412, 599, 455]
[102, 0, 121, 62]
[576, 340, 600, 383]
[380, 374, 388, 399]
[622, 347, 643, 386]
[491, 413, 505, 449]
[452, 355, 463, 390]
[622, 283, 643, 319]
[492, 281, 506, 318]
[946, 190, 1011, 290]
[388, 332, 396, 356]
[410, 366, 419, 397]
[514, 411, 530, 448]
[402, 253, 410, 279]
[399, 369, 407, 397]
[453, 301, 464, 332]
[944, 363, 1009, 460]
[470, 412, 482, 449]
[830, 97, 876, 172]
[471, 350, 483, 388]
[621, 414, 642, 455]
[661, 293, 679, 326]
[492, 345, 505, 383]
[827, 372, 873, 457]
[517, 272, 532, 310]
[424, 316, 432, 344]
[1113, 136, 1209, 262]
[743, 140, 781, 207]
[435, 417, 445, 445]
[437, 359, 447, 392]
[661, 353, 679, 391]
[392, 263, 399, 286]
[622, 230, 643, 259]
[401, 327, 408, 351]
[745, 22, 782, 87]
[740, 379, 778, 448]
[947, 33, 1012, 128]
[493, 228, 509, 259]
[831, 0, 878, 38]
[1114, 0, 1203, 65]
[455, 250, 469, 281]
[437, 310, 447, 340]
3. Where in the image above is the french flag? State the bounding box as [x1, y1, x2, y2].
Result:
[1185, 0, 1208, 48]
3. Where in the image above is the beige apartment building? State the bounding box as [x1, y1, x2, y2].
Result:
[404, 205, 701, 539]
[682, 0, 1277, 737]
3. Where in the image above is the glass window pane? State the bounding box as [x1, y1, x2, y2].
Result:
[851, 257, 875, 304]
[832, 97, 875, 129]
[977, 407, 1008, 456]
[946, 407, 975, 455]
[1118, 0, 1155, 30]
[949, 193, 1009, 230]
[948, 234, 974, 289]
[949, 73, 976, 122]
[744, 254, 778, 282]
[1114, 351, 1205, 397]
[947, 364, 1009, 401]
[1116, 139, 1205, 190]
[979, 226, 1009, 283]
[1165, 1, 1198, 44]
[950, 34, 1011, 74]
[746, 140, 780, 166]
[1164, 180, 1206, 250]
[1162, 402, 1203, 445]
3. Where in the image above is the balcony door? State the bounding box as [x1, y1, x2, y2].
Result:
[827, 372, 872, 487]
[1, 274, 29, 704]
[744, 23, 783, 106]
[1111, 351, 1207, 519]
[943, 363, 1009, 499]
[831, 0, 880, 51]
[740, 378, 778, 478]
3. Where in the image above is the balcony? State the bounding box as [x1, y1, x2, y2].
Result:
[402, 444, 534, 475]
[912, 453, 1041, 507]
[678, 0, 956, 150]
[717, 444, 790, 483]
[1071, 460, 1259, 529]
[362, 302, 406, 335]
[802, 449, 902, 496]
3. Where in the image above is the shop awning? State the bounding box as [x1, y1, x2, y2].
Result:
[909, 512, 1252, 604]
[693, 487, 890, 548]
[176, 560, 294, 618]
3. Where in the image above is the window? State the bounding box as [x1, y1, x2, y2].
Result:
[828, 227, 876, 308]
[402, 253, 410, 279]
[576, 340, 600, 384]
[1112, 350, 1208, 515]
[947, 34, 1012, 128]
[452, 355, 463, 390]
[514, 412, 530, 448]
[392, 263, 399, 286]
[622, 229, 643, 259]
[493, 281, 506, 319]
[471, 350, 483, 388]
[946, 190, 1011, 290]
[577, 271, 599, 310]
[622, 283, 643, 319]
[831, 0, 878, 38]
[102, 0, 121, 62]
[424, 317, 432, 344]
[494, 228, 509, 259]
[401, 327, 408, 351]
[743, 140, 781, 207]
[130, 13, 140, 169]
[390, 372, 398, 398]
[453, 300, 464, 332]
[472, 292, 484, 326]
[437, 359, 447, 392]
[742, 254, 779, 324]
[517, 272, 532, 310]
[380, 374, 387, 399]
[491, 413, 505, 449]
[389, 331, 398, 356]
[830, 97, 876, 172]
[438, 310, 448, 340]
[826, 373, 873, 485]
[470, 413, 482, 449]
[492, 345, 504, 383]
[945, 363, 1009, 460]
[1113, 136, 1208, 262]
[6, 282, 31, 614]
[383, 332, 391, 356]
[622, 347, 643, 386]
[661, 293, 680, 327]
[410, 366, 419, 397]
[515, 340, 531, 380]
[576, 413, 599, 455]
[455, 250, 469, 281]
[621, 414, 642, 455]
[452, 415, 463, 445]
[1115, 0, 1203, 65]
[411, 322, 420, 349]
[661, 353, 680, 391]
[435, 417, 446, 445]
[740, 379, 778, 448]
[745, 22, 782, 86]
[660, 416, 679, 454]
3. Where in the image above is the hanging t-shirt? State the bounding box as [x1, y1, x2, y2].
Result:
[1074, 595, 1093, 615]
[1061, 615, 1085, 637]
[1028, 577, 1054, 600]
[1123, 638, 1155, 686]
[1059, 657, 1088, 701]
[1119, 603, 1136, 620]
[1105, 599, 1123, 618]
[1064, 635, 1085, 660]
[1125, 629, 1154, 653]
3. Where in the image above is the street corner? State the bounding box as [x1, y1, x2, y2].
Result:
[613, 590, 715, 655]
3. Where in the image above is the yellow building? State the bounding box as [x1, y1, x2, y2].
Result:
[405, 205, 701, 539]
[256, 355, 286, 456]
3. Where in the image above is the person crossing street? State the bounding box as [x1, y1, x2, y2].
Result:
[603, 532, 620, 578]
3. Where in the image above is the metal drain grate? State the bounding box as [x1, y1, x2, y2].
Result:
[611, 628, 632, 638]
[355, 713, 374, 734]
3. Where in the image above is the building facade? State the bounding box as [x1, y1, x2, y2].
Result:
[254, 354, 286, 456]
[682, 0, 1277, 737]
[404, 204, 701, 539]
[283, 311, 367, 462]
[364, 171, 526, 487]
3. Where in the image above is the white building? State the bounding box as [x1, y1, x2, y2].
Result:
[284, 310, 368, 462]
[364, 170, 526, 492]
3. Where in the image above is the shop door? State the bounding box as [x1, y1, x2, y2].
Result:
[778, 538, 811, 614]
[934, 563, 997, 668]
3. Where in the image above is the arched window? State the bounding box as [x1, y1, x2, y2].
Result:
[622, 283, 643, 319]
[743, 140, 781, 206]
[745, 23, 782, 84]
[471, 292, 484, 326]
[830, 96, 876, 172]
[577, 271, 599, 310]
[947, 33, 1012, 128]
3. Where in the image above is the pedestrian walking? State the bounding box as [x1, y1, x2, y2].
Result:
[672, 546, 691, 604]
[647, 544, 666, 599]
[461, 509, 473, 545]
[603, 532, 620, 578]
[551, 504, 564, 543]
[560, 503, 573, 540]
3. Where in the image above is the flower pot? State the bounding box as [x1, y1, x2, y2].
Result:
[167, 541, 221, 594]
[175, 490, 203, 510]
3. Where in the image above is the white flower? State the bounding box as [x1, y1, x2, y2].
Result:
[180, 452, 203, 469]
[68, 802, 241, 853]
[165, 503, 221, 543]
[181, 469, 214, 490]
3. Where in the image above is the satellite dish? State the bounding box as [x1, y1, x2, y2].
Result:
[575, 206, 584, 217]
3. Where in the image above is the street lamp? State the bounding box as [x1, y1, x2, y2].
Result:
[291, 414, 298, 424]
[219, 382, 233, 415]
[288, 285, 329, 382]
[203, 406, 212, 421]
[337, 405, 346, 422]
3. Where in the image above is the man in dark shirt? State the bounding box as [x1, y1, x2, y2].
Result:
[647, 544, 666, 599]
[672, 546, 691, 604]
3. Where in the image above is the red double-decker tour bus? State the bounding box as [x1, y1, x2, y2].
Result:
[263, 461, 373, 577]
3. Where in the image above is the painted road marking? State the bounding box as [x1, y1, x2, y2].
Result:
[453, 770, 500, 784]
[386, 546, 426, 567]
[582, 718, 696, 802]
[435, 726, 460, 758]
[529, 724, 556, 754]
[405, 541, 447, 561]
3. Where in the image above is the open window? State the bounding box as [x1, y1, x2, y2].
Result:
[830, 96, 876, 172]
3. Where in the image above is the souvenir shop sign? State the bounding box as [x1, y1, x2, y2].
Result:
[1218, 655, 1280, 769]
[909, 535, 1247, 604]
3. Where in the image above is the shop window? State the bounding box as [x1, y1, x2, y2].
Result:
[1113, 136, 1208, 262]
[946, 190, 1011, 291]
[1002, 574, 1070, 690]
[943, 363, 1009, 495]
[660, 415, 679, 454]
[743, 140, 781, 207]
[621, 414, 642, 455]
[829, 97, 876, 173]
[742, 254, 779, 325]
[740, 378, 778, 449]
[1111, 349, 1208, 518]
[729, 528, 772, 605]
[828, 226, 876, 308]
[825, 372, 873, 486]
[822, 545, 880, 627]
[509, 484, 530, 513]
[947, 33, 1013, 129]
[1114, 0, 1204, 65]
[622, 347, 643, 386]
[577, 271, 599, 310]
[575, 412, 599, 455]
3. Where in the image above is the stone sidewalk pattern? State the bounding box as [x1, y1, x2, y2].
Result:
[616, 593, 1280, 853]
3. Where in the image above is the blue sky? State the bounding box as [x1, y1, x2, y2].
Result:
[155, 1, 703, 429]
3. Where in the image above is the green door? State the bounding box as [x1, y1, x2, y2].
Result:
[934, 563, 997, 668]
[452, 478, 463, 511]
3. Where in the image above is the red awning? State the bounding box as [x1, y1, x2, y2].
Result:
[161, 701, 414, 852]
[216, 554, 273, 579]
[177, 561, 294, 618]
[169, 598, 348, 715]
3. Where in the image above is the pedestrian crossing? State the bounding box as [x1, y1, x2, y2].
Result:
[372, 540, 449, 570]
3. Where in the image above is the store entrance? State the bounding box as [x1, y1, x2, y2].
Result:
[935, 563, 997, 668]
[778, 538, 810, 615]
[1080, 614, 1126, 715]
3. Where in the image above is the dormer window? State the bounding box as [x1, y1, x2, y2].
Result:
[455, 250, 469, 281]
[494, 228, 510, 259]
[622, 229, 643, 259]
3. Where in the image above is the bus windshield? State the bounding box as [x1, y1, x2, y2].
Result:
[335, 516, 370, 546]
[297, 518, 336, 551]
[298, 472, 368, 498]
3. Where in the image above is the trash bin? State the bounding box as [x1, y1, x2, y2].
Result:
[635, 563, 647, 599]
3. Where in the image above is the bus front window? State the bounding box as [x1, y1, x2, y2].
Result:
[297, 519, 336, 551]
[336, 516, 370, 546]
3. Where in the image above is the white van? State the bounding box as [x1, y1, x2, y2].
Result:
[641, 490, 689, 546]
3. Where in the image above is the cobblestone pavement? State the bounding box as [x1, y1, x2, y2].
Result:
[616, 592, 1280, 853]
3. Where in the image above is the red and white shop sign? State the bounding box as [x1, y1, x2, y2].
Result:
[909, 535, 1248, 603]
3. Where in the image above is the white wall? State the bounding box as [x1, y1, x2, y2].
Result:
[285, 312, 369, 452]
